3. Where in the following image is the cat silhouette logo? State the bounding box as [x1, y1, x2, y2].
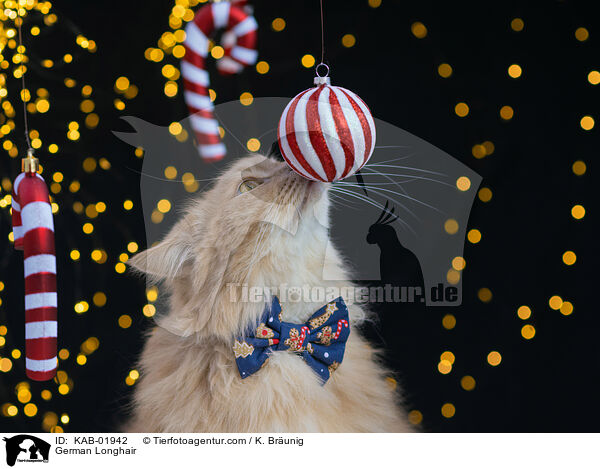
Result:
[2, 435, 50, 466]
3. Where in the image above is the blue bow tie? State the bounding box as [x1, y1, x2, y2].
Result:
[233, 296, 350, 383]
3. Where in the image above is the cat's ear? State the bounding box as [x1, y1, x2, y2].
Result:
[127, 215, 195, 280]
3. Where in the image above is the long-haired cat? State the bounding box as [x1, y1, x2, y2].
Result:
[125, 154, 411, 432]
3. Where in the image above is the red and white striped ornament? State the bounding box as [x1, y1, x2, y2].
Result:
[277, 72, 376, 182]
[182, 0, 258, 161]
[12, 154, 57, 381]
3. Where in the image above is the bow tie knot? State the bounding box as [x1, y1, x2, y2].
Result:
[233, 296, 350, 383]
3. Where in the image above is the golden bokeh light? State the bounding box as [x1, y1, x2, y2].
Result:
[256, 61, 270, 74]
[560, 301, 574, 316]
[441, 403, 455, 418]
[472, 144, 486, 159]
[452, 256, 466, 271]
[456, 176, 471, 191]
[438, 360, 452, 374]
[157, 199, 172, 214]
[444, 219, 459, 235]
[571, 204, 585, 219]
[438, 63, 452, 78]
[461, 375, 476, 391]
[478, 187, 493, 202]
[164, 166, 177, 179]
[548, 295, 563, 310]
[468, 229, 482, 244]
[143, 304, 156, 317]
[272, 18, 286, 32]
[301, 54, 315, 68]
[341, 34, 356, 48]
[442, 314, 456, 330]
[411, 21, 427, 39]
[517, 305, 532, 320]
[210, 45, 224, 60]
[446, 269, 460, 285]
[119, 314, 133, 329]
[92, 291, 107, 307]
[146, 286, 159, 302]
[441, 351, 456, 365]
[487, 351, 502, 366]
[562, 250, 576, 265]
[454, 102, 469, 117]
[500, 105, 514, 120]
[575, 27, 589, 42]
[511, 18, 524, 32]
[240, 91, 254, 106]
[580, 115, 594, 130]
[247, 138, 261, 152]
[508, 64, 522, 78]
[24, 403, 38, 417]
[0, 358, 13, 373]
[407, 409, 423, 425]
[572, 160, 586, 176]
[478, 287, 492, 303]
[588, 70, 600, 85]
[521, 324, 536, 340]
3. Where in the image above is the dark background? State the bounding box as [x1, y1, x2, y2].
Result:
[0, 0, 596, 432]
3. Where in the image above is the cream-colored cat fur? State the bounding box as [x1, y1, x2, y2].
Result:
[125, 154, 411, 432]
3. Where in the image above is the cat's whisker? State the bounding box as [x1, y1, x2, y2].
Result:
[363, 163, 448, 177]
[360, 167, 453, 189]
[212, 108, 246, 152]
[337, 180, 420, 187]
[336, 179, 441, 216]
[329, 187, 416, 235]
[328, 192, 361, 210]
[374, 145, 412, 149]
[128, 167, 220, 184]
[333, 183, 420, 221]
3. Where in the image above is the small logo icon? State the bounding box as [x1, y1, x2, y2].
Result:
[3, 435, 51, 466]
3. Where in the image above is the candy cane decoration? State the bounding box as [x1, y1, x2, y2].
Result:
[11, 155, 57, 381]
[182, 1, 258, 161]
[333, 319, 349, 340]
[299, 326, 310, 345]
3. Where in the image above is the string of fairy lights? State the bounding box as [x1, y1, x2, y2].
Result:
[0, 0, 590, 431]
[0, 0, 112, 431]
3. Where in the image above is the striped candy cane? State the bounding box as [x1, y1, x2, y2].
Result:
[333, 319, 349, 340]
[12, 168, 57, 381]
[182, 1, 258, 161]
[299, 326, 310, 345]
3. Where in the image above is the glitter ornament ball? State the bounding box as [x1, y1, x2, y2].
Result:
[277, 74, 376, 182]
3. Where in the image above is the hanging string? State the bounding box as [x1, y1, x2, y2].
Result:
[315, 0, 329, 78]
[319, 0, 325, 65]
[16, 4, 33, 153]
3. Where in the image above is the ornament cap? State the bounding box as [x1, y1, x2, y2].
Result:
[21, 148, 39, 174]
[314, 63, 330, 86]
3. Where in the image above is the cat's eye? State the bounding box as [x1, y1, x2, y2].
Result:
[238, 179, 262, 194]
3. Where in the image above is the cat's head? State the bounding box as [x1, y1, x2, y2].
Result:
[128, 154, 331, 337]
